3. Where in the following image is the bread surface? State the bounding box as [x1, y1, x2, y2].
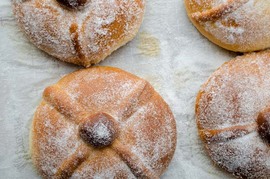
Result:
[12, 0, 145, 67]
[185, 0, 270, 52]
[196, 50, 270, 178]
[31, 66, 177, 179]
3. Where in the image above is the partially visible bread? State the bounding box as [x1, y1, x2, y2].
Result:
[30, 66, 177, 178]
[196, 50, 270, 178]
[185, 0, 270, 52]
[12, 0, 145, 67]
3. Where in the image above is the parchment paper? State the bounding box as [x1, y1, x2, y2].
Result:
[0, 0, 238, 178]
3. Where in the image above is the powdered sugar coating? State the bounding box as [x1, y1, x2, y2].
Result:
[12, 0, 145, 67]
[92, 122, 111, 141]
[31, 67, 177, 178]
[185, 0, 270, 52]
[196, 50, 270, 178]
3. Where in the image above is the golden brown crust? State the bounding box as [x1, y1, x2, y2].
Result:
[185, 0, 270, 52]
[196, 50, 270, 178]
[12, 0, 145, 67]
[112, 140, 159, 179]
[191, 0, 248, 22]
[31, 66, 177, 178]
[54, 145, 90, 179]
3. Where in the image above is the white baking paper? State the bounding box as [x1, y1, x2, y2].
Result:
[0, 0, 238, 178]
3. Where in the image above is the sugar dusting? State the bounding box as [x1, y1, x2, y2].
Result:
[186, 0, 270, 51]
[33, 103, 81, 178]
[32, 67, 176, 178]
[70, 153, 137, 179]
[127, 101, 176, 175]
[12, 0, 145, 66]
[93, 122, 110, 140]
[197, 50, 270, 178]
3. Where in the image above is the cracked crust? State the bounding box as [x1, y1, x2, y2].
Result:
[185, 0, 270, 52]
[12, 0, 145, 67]
[30, 66, 177, 178]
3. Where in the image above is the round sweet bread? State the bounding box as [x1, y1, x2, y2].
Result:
[185, 0, 270, 52]
[196, 50, 270, 178]
[12, 0, 145, 67]
[30, 66, 177, 178]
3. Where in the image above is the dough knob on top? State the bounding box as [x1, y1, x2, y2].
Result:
[257, 108, 270, 144]
[79, 112, 118, 148]
[56, 0, 89, 10]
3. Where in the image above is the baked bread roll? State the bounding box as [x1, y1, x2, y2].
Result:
[185, 0, 270, 52]
[30, 66, 177, 178]
[12, 0, 145, 67]
[196, 50, 270, 178]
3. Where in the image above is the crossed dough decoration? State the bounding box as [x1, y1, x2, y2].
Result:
[30, 67, 177, 178]
[12, 0, 145, 67]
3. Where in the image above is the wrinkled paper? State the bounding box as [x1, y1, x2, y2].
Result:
[0, 0, 237, 178]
